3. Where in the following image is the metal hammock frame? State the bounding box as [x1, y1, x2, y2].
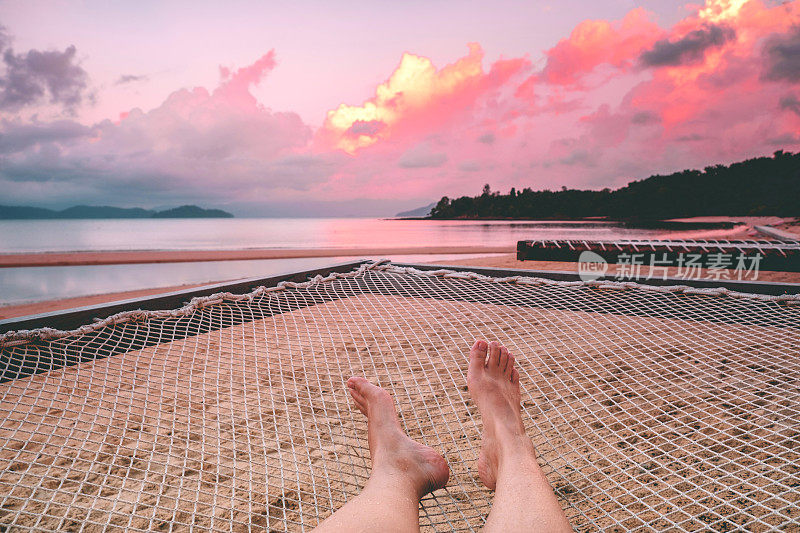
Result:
[516, 239, 800, 272]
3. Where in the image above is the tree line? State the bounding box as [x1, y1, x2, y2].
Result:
[429, 150, 800, 220]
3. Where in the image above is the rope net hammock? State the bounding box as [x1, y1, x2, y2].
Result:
[1, 262, 798, 531]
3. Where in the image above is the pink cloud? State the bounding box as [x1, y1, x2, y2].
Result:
[3, 0, 800, 214]
[538, 8, 663, 86]
[323, 0, 800, 200]
[316, 44, 529, 154]
[1, 51, 322, 208]
[623, 0, 800, 136]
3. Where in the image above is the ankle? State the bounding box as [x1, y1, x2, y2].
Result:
[368, 466, 432, 499]
[496, 435, 537, 466]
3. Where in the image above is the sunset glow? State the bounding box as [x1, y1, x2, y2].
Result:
[320, 44, 488, 154]
[1, 0, 798, 215]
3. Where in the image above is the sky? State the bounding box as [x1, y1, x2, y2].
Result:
[0, 0, 798, 216]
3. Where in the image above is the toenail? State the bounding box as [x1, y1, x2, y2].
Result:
[476, 340, 487, 350]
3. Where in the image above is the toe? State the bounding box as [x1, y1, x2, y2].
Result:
[347, 379, 367, 411]
[351, 393, 367, 414]
[499, 346, 509, 373]
[347, 378, 397, 421]
[511, 367, 519, 384]
[348, 376, 378, 396]
[487, 341, 501, 369]
[469, 339, 488, 371]
[347, 376, 367, 389]
[347, 376, 369, 397]
[347, 382, 364, 401]
[347, 376, 382, 404]
[506, 354, 515, 376]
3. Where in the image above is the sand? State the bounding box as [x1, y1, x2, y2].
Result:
[0, 246, 514, 268]
[1, 273, 798, 531]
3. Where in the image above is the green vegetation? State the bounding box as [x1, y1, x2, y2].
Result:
[430, 151, 800, 219]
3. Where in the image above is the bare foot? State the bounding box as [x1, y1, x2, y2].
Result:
[346, 377, 450, 497]
[466, 340, 537, 490]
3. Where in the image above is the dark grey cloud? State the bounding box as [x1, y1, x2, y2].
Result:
[477, 132, 495, 144]
[639, 24, 735, 67]
[675, 133, 706, 142]
[115, 74, 148, 85]
[345, 119, 385, 137]
[0, 26, 9, 53]
[0, 28, 91, 112]
[767, 132, 800, 145]
[761, 26, 800, 82]
[558, 149, 597, 167]
[631, 111, 659, 125]
[0, 58, 324, 209]
[779, 94, 800, 116]
[458, 160, 482, 172]
[0, 119, 93, 154]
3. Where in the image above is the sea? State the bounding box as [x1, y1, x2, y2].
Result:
[0, 218, 741, 306]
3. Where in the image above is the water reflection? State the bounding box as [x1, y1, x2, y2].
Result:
[0, 218, 742, 253]
[0, 254, 503, 306]
[0, 217, 748, 307]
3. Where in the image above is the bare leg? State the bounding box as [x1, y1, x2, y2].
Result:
[467, 340, 572, 532]
[313, 377, 450, 533]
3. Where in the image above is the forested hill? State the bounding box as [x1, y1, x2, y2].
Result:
[429, 151, 800, 220]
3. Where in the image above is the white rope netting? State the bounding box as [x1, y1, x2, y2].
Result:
[1, 262, 798, 531]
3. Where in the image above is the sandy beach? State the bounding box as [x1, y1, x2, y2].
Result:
[1, 227, 798, 528]
[0, 283, 214, 321]
[1, 265, 797, 531]
[1, 216, 796, 269]
[0, 246, 513, 268]
[2, 216, 796, 319]
[5, 0, 800, 528]
[3, 252, 799, 321]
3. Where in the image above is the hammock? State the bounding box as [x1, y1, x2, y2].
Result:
[1, 262, 798, 531]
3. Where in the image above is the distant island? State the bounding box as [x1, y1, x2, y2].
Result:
[0, 204, 234, 219]
[151, 205, 233, 218]
[427, 150, 799, 220]
[395, 202, 436, 218]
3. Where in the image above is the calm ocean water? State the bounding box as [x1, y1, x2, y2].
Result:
[0, 217, 727, 253]
[0, 218, 742, 306]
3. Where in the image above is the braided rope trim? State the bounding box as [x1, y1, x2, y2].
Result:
[2, 260, 798, 348]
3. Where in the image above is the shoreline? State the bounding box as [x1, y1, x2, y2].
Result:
[0, 246, 514, 268]
[2, 216, 796, 269]
[0, 283, 214, 320]
[3, 253, 799, 321]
